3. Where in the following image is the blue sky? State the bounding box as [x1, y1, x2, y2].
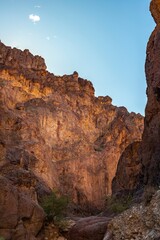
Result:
[0, 0, 155, 114]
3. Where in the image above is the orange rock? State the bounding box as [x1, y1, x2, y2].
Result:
[0, 41, 144, 239]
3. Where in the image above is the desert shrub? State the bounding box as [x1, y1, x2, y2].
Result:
[41, 191, 69, 222]
[54, 218, 70, 232]
[105, 194, 132, 214]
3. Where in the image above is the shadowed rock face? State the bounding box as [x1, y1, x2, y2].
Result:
[0, 175, 45, 239]
[0, 41, 143, 212]
[112, 141, 142, 194]
[93, 1, 160, 238]
[142, 0, 160, 186]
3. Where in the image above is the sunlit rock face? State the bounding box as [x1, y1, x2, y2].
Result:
[0, 41, 46, 70]
[142, 0, 160, 186]
[0, 41, 143, 210]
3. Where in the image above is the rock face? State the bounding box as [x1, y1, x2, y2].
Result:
[150, 0, 160, 24]
[142, 0, 160, 187]
[0, 175, 45, 239]
[0, 41, 143, 213]
[112, 141, 142, 194]
[99, 1, 160, 239]
[0, 41, 46, 70]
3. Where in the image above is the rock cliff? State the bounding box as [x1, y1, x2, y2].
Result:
[0, 41, 143, 238]
[95, 1, 160, 239]
[0, 41, 143, 206]
[142, 0, 160, 187]
[112, 141, 142, 194]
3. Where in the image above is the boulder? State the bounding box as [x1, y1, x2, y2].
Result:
[0, 176, 45, 240]
[68, 216, 111, 240]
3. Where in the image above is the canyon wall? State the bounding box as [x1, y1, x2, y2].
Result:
[0, 41, 144, 211]
[106, 1, 160, 238]
[142, 0, 160, 186]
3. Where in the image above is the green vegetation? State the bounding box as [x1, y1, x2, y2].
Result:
[41, 191, 69, 222]
[105, 194, 132, 214]
[0, 237, 5, 240]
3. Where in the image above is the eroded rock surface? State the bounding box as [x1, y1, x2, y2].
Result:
[0, 41, 143, 210]
[0, 41, 144, 239]
[0, 41, 46, 70]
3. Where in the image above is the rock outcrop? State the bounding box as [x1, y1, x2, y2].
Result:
[142, 0, 160, 187]
[0, 41, 143, 238]
[0, 41, 143, 209]
[0, 42, 46, 70]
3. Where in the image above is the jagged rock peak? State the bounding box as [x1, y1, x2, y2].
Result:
[150, 0, 160, 24]
[0, 41, 96, 97]
[0, 41, 46, 70]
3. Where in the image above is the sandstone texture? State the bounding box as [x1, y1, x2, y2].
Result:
[142, 0, 160, 187]
[105, 190, 160, 240]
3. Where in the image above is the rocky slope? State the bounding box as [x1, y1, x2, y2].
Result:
[105, 190, 160, 240]
[0, 40, 143, 238]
